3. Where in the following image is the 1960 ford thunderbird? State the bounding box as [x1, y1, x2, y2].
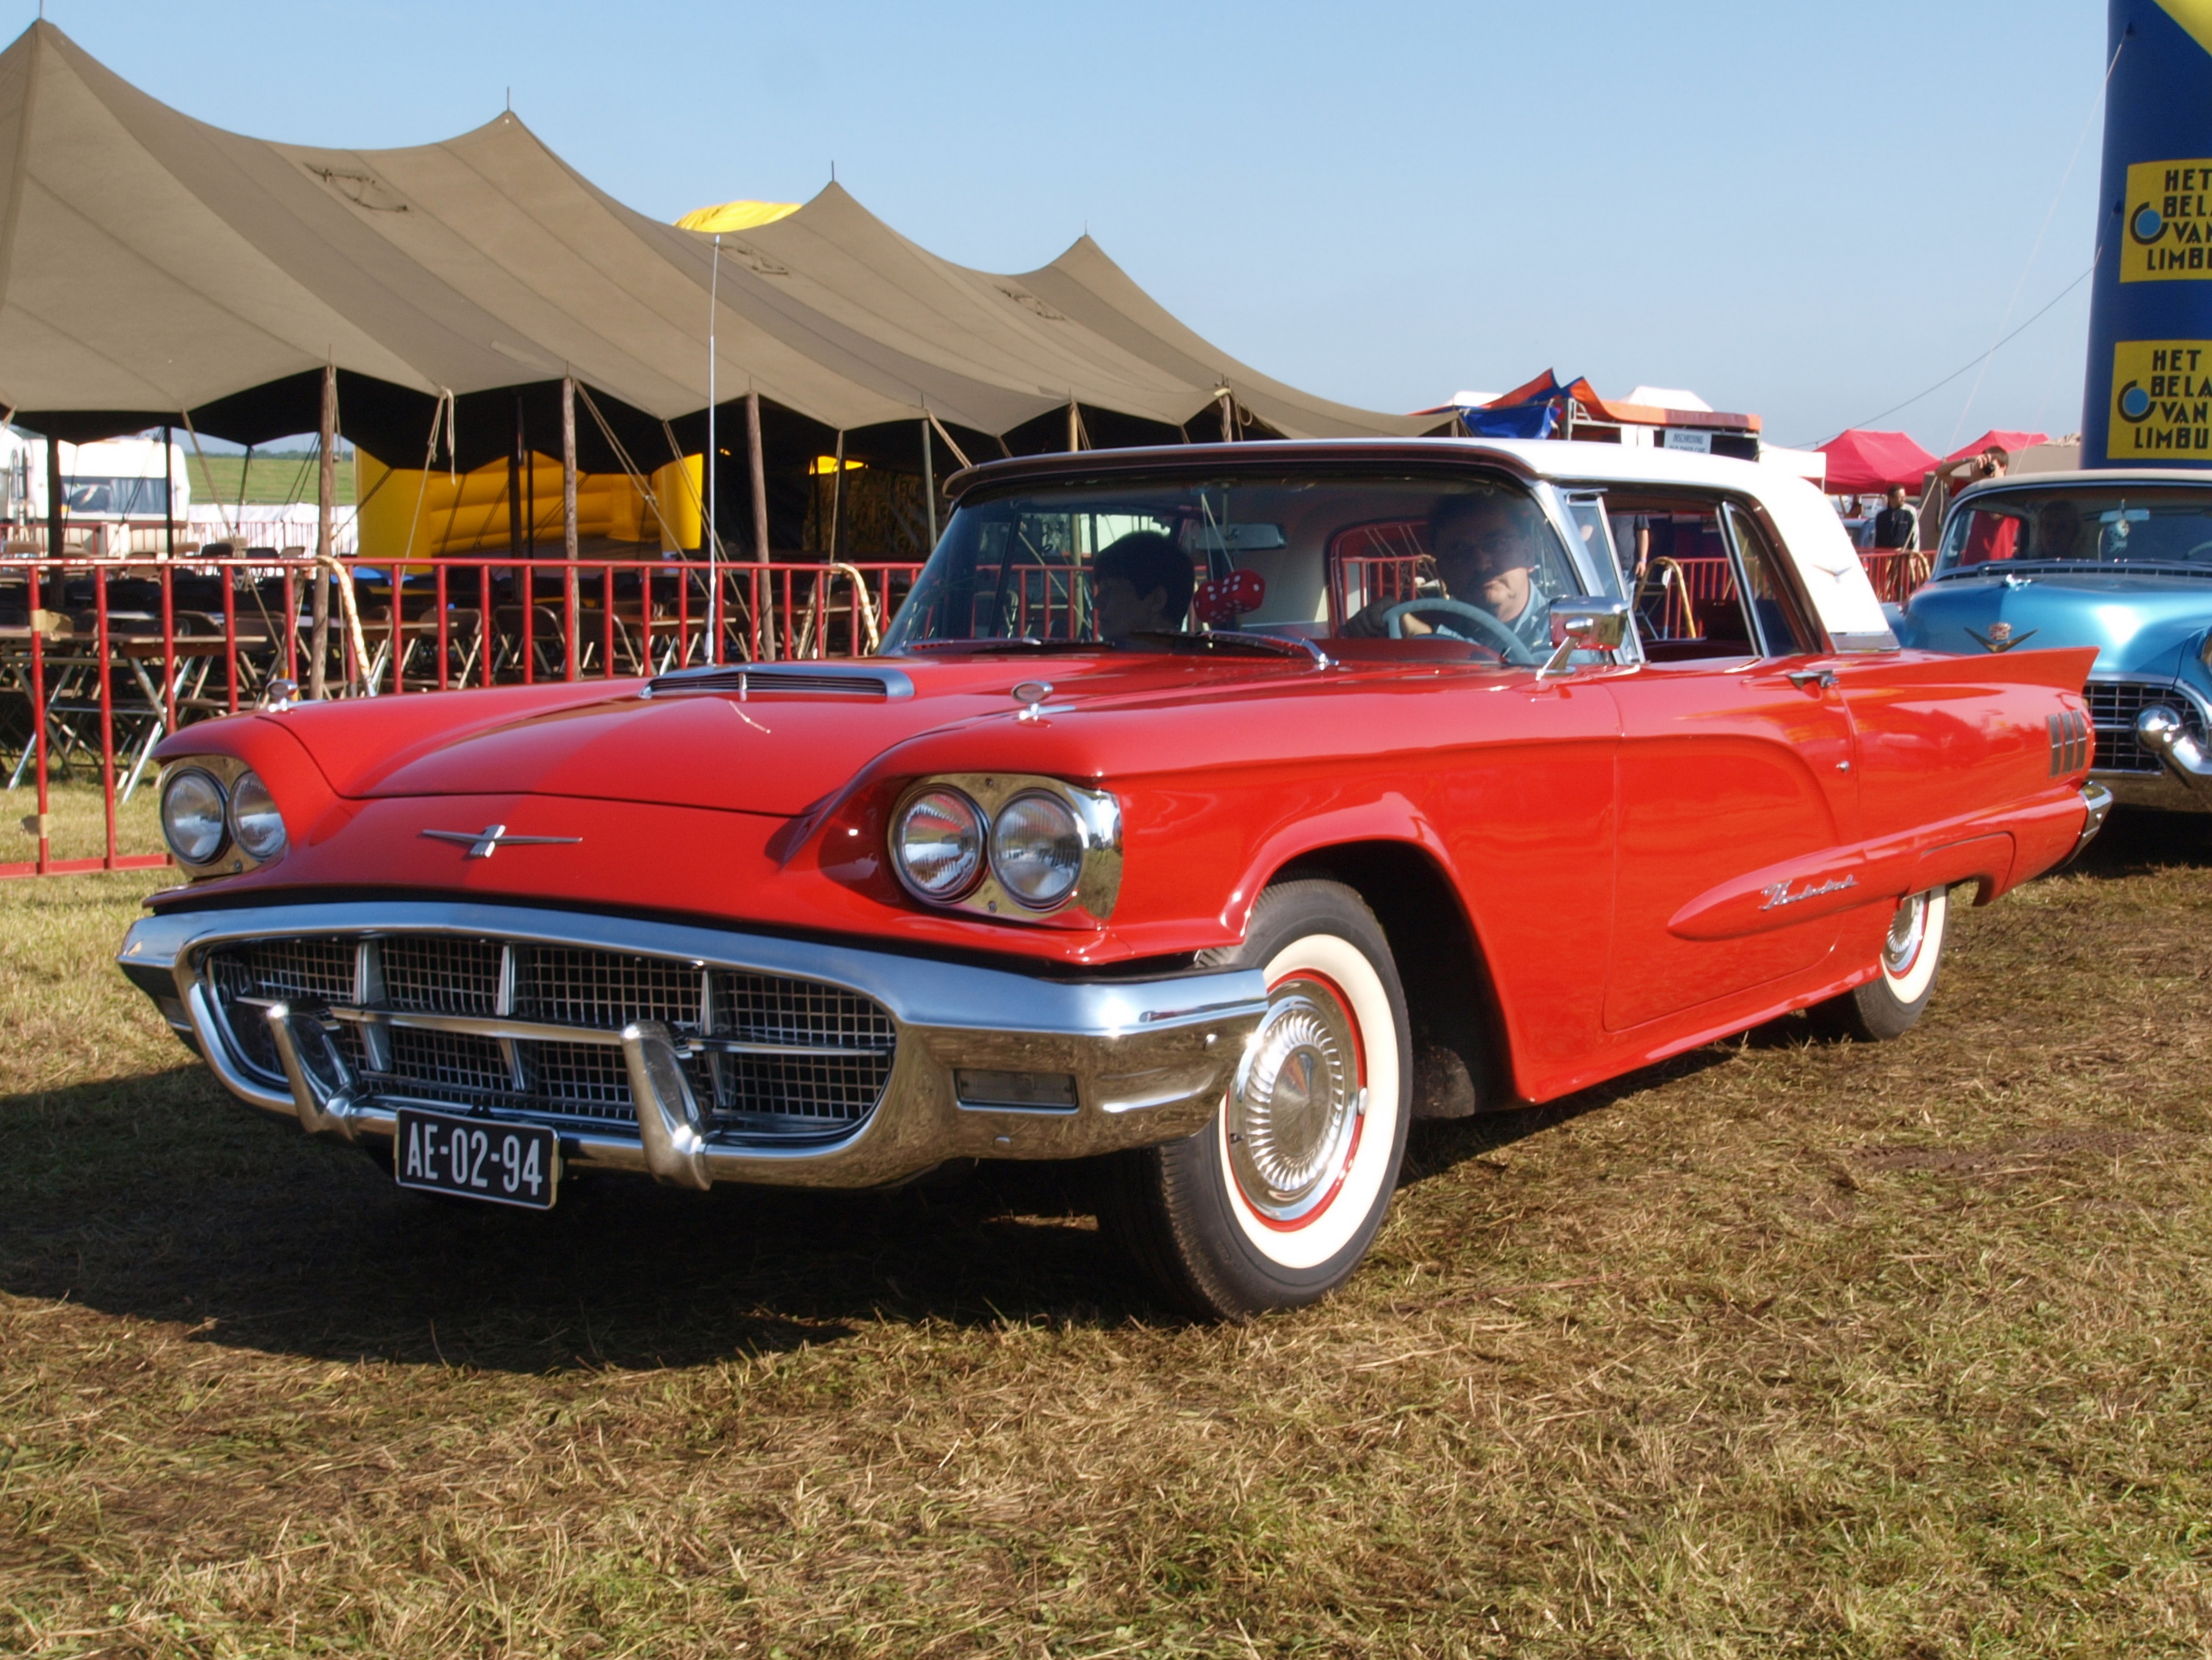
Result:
[119, 440, 2108, 1318]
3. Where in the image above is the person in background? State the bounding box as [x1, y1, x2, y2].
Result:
[1872, 484, 1918, 551]
[1960, 448, 2016, 563]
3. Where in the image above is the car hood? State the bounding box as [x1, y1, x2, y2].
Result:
[283, 653, 1332, 816]
[1899, 570, 2212, 677]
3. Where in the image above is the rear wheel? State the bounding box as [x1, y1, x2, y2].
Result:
[1100, 879, 1411, 1320]
[1813, 886, 1950, 1041]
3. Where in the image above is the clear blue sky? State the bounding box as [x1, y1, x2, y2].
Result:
[45, 0, 2105, 451]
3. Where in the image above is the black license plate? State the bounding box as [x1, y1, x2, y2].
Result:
[394, 1109, 560, 1209]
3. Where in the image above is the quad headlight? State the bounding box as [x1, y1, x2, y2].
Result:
[888, 775, 1121, 921]
[160, 767, 229, 865]
[989, 791, 1086, 909]
[227, 769, 288, 862]
[891, 787, 988, 901]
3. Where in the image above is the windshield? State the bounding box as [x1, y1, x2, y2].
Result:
[1938, 485, 2212, 573]
[880, 471, 1599, 661]
[61, 476, 171, 516]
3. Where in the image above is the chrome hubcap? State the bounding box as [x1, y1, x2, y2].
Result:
[1883, 892, 1929, 979]
[1227, 980, 1363, 1224]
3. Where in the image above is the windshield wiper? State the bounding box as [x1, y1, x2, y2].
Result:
[890, 637, 1103, 655]
[1126, 630, 1332, 666]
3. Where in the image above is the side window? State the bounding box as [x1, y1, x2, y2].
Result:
[1722, 502, 1822, 656]
[1608, 493, 1757, 660]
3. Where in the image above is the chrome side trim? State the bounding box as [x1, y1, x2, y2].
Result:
[2137, 705, 2212, 794]
[620, 1020, 712, 1189]
[121, 899, 1267, 1189]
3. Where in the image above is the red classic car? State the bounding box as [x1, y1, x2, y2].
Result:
[119, 440, 2108, 1319]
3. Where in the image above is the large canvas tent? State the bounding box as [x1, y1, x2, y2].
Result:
[0, 19, 1425, 555]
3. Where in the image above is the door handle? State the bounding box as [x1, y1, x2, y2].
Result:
[1788, 669, 1839, 692]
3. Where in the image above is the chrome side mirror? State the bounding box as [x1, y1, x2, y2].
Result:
[1538, 598, 1631, 677]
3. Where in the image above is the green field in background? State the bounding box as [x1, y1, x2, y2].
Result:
[186, 452, 357, 507]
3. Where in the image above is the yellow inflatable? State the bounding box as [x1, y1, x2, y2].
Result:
[356, 452, 702, 561]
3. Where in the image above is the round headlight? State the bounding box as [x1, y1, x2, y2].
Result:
[228, 768, 288, 862]
[989, 790, 1087, 909]
[160, 768, 229, 865]
[892, 787, 987, 901]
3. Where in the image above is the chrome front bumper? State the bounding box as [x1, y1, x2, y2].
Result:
[118, 900, 1267, 1190]
[2133, 704, 2212, 811]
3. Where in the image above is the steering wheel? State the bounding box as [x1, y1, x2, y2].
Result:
[1382, 598, 1540, 665]
[2182, 539, 2212, 559]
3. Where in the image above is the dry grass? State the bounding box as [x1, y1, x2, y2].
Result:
[5, 779, 167, 867]
[3, 815, 2211, 1656]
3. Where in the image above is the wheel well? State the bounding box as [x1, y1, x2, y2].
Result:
[1273, 842, 1509, 1111]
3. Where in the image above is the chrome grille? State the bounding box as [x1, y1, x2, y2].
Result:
[379, 936, 500, 1014]
[200, 933, 897, 1139]
[717, 970, 898, 1051]
[520, 948, 701, 1031]
[388, 1027, 510, 1097]
[2086, 680, 2206, 773]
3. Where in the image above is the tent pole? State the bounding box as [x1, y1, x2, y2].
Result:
[315, 363, 336, 696]
[161, 423, 175, 562]
[43, 429, 60, 561]
[509, 395, 524, 565]
[1217, 388, 1234, 443]
[748, 389, 771, 662]
[920, 415, 936, 551]
[747, 390, 768, 562]
[562, 374, 579, 562]
[1067, 396, 1078, 453]
[561, 377, 579, 677]
[829, 429, 845, 562]
[707, 235, 721, 665]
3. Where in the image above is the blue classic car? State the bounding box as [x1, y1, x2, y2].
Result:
[1894, 469, 2212, 812]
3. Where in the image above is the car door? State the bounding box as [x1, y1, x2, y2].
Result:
[1600, 493, 1862, 1031]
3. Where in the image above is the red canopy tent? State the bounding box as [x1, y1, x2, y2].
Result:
[1818, 429, 1939, 494]
[1939, 429, 2049, 467]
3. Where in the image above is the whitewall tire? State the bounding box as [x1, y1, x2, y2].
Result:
[1814, 886, 1950, 1042]
[1100, 879, 1411, 1320]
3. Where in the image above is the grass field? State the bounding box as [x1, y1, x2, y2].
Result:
[2, 815, 2210, 1656]
[185, 453, 357, 509]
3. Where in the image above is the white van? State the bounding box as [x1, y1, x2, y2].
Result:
[3, 431, 191, 547]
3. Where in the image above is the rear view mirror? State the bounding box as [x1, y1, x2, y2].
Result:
[1195, 523, 1286, 554]
[1539, 598, 1631, 676]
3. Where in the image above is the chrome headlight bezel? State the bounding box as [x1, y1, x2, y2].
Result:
[887, 774, 1122, 924]
[160, 766, 229, 866]
[158, 754, 282, 878]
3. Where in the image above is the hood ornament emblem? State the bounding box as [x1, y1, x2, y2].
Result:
[1012, 680, 1054, 723]
[1966, 621, 2038, 654]
[421, 824, 583, 860]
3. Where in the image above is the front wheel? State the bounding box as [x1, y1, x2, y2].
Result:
[1812, 886, 1950, 1041]
[1099, 879, 1412, 1320]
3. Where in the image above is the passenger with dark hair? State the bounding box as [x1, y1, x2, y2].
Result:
[1092, 531, 1195, 643]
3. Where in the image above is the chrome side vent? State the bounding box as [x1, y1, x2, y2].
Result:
[2047, 709, 2091, 776]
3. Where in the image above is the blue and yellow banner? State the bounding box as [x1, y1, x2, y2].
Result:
[2083, 3, 2212, 465]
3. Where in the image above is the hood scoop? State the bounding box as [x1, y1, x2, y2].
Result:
[643, 662, 914, 701]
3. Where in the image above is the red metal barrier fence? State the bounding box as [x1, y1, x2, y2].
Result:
[1, 553, 921, 879]
[1, 545, 1935, 881]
